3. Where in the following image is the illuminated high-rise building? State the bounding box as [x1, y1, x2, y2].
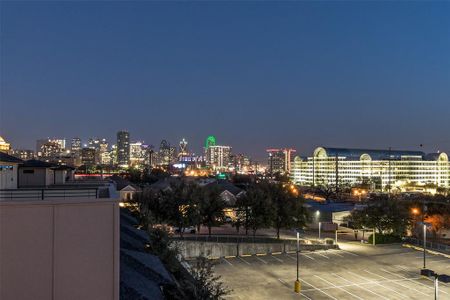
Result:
[117, 131, 130, 167]
[206, 145, 231, 171]
[11, 149, 34, 160]
[71, 137, 81, 152]
[178, 138, 188, 157]
[0, 136, 11, 153]
[81, 148, 96, 166]
[159, 140, 176, 166]
[130, 142, 150, 168]
[267, 148, 296, 175]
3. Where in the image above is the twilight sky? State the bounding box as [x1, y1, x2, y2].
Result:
[1, 1, 449, 161]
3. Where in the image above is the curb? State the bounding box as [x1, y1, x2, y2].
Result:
[402, 243, 450, 259]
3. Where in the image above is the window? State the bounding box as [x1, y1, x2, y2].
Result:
[23, 170, 34, 174]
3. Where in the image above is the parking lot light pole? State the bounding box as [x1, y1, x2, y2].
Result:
[434, 273, 439, 300]
[294, 232, 301, 293]
[423, 223, 427, 269]
[319, 222, 321, 239]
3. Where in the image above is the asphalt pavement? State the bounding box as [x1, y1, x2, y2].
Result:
[213, 242, 450, 299]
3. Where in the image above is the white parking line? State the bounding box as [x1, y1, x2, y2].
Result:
[393, 265, 450, 288]
[342, 250, 359, 256]
[327, 251, 344, 257]
[314, 275, 363, 299]
[222, 257, 233, 266]
[381, 268, 448, 295]
[301, 278, 338, 300]
[315, 252, 330, 259]
[285, 253, 297, 261]
[365, 270, 429, 297]
[331, 273, 388, 300]
[271, 255, 284, 263]
[300, 253, 315, 260]
[300, 292, 313, 300]
[348, 271, 406, 300]
[237, 256, 251, 265]
[255, 255, 268, 264]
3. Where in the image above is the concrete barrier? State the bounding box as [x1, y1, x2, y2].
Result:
[175, 240, 338, 259]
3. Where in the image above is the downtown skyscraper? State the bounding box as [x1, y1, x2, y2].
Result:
[117, 130, 130, 167]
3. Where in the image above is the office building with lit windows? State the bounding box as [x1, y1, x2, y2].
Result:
[206, 145, 231, 171]
[291, 147, 450, 193]
[117, 131, 130, 167]
[266, 148, 296, 175]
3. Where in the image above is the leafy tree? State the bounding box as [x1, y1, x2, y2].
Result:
[190, 256, 231, 300]
[262, 182, 309, 239]
[425, 214, 450, 240]
[345, 195, 411, 236]
[199, 185, 226, 237]
[243, 184, 273, 237]
[162, 182, 203, 237]
[137, 188, 166, 230]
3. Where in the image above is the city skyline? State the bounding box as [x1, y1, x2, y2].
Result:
[2, 1, 450, 161]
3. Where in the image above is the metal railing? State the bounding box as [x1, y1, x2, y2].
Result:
[0, 188, 99, 201]
[404, 237, 450, 253]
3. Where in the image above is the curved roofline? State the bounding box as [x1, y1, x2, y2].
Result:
[313, 147, 426, 160]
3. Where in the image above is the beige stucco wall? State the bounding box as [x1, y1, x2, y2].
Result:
[0, 197, 119, 300]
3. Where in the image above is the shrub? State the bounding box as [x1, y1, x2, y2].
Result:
[368, 233, 402, 244]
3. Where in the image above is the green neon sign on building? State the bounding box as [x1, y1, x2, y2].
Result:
[205, 135, 216, 148]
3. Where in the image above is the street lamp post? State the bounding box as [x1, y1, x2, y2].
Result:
[294, 232, 301, 293]
[434, 273, 439, 300]
[423, 223, 427, 269]
[319, 221, 321, 239]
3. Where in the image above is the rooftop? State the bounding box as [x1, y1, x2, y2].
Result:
[315, 147, 426, 160]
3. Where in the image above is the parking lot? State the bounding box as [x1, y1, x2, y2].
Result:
[214, 243, 450, 299]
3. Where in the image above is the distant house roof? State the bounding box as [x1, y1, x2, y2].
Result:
[206, 180, 243, 196]
[108, 175, 141, 191]
[0, 152, 23, 164]
[21, 159, 56, 168]
[121, 185, 139, 192]
[315, 147, 425, 161]
[149, 177, 181, 192]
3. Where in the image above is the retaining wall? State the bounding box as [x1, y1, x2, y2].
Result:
[175, 240, 338, 259]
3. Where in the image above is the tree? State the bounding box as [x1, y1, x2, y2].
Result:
[190, 256, 230, 300]
[425, 214, 450, 240]
[199, 185, 226, 237]
[137, 188, 166, 230]
[345, 195, 411, 236]
[243, 183, 273, 237]
[262, 182, 309, 239]
[162, 182, 201, 237]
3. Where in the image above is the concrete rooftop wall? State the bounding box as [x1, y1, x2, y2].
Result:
[0, 197, 119, 300]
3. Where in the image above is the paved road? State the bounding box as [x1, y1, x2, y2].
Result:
[213, 242, 450, 299]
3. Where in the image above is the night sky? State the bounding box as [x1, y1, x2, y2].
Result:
[1, 1, 449, 161]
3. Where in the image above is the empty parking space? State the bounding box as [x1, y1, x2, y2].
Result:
[214, 244, 450, 299]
